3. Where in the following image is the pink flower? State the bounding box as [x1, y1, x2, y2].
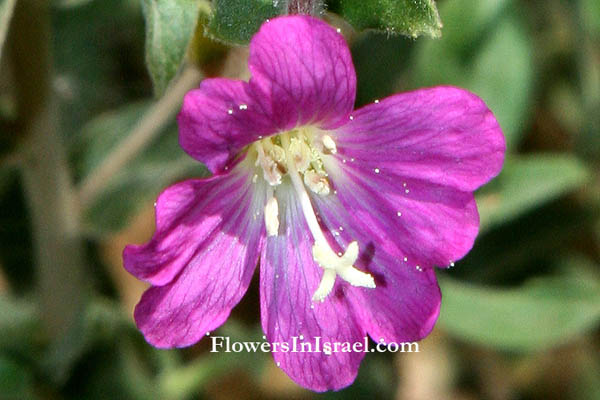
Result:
[124, 15, 504, 391]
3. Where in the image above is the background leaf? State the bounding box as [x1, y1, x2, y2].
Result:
[53, 0, 147, 141]
[142, 0, 200, 95]
[412, 0, 532, 151]
[0, 0, 16, 62]
[439, 257, 600, 351]
[328, 0, 442, 38]
[477, 154, 590, 232]
[0, 296, 38, 355]
[0, 356, 35, 400]
[72, 102, 206, 234]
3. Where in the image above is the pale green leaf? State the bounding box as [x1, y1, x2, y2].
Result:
[0, 0, 16, 63]
[439, 258, 600, 351]
[581, 0, 600, 37]
[477, 154, 590, 232]
[0, 356, 35, 400]
[74, 102, 206, 234]
[142, 0, 200, 95]
[0, 296, 38, 354]
[412, 0, 532, 151]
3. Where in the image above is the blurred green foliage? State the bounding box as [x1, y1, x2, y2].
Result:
[0, 0, 16, 61]
[0, 0, 599, 399]
[73, 101, 206, 234]
[439, 257, 600, 351]
[412, 0, 533, 151]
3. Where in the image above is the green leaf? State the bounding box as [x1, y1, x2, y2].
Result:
[412, 0, 532, 151]
[477, 154, 590, 232]
[53, 0, 147, 141]
[208, 0, 284, 45]
[0, 296, 38, 355]
[0, 356, 35, 400]
[74, 102, 206, 234]
[142, 0, 200, 95]
[0, 0, 16, 63]
[159, 321, 266, 398]
[438, 258, 600, 351]
[330, 0, 442, 38]
[581, 0, 600, 37]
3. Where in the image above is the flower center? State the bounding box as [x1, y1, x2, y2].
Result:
[252, 128, 375, 302]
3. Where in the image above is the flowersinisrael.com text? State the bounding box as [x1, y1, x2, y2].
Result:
[210, 335, 419, 355]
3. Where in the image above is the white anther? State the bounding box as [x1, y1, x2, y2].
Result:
[261, 158, 282, 186]
[304, 170, 330, 195]
[322, 135, 337, 154]
[288, 137, 312, 172]
[264, 196, 279, 236]
[256, 141, 284, 186]
[265, 141, 286, 164]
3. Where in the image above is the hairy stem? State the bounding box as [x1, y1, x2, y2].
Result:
[287, 0, 323, 15]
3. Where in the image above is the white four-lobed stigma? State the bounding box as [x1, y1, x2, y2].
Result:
[311, 240, 375, 302]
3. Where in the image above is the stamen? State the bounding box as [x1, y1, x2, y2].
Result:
[288, 137, 312, 172]
[280, 133, 328, 247]
[303, 170, 330, 195]
[322, 135, 337, 154]
[256, 140, 283, 186]
[264, 192, 279, 236]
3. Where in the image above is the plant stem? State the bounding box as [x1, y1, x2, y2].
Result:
[286, 0, 323, 15]
[11, 0, 87, 339]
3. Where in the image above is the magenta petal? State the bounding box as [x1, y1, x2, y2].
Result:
[323, 152, 481, 269]
[260, 186, 364, 392]
[126, 166, 266, 348]
[348, 256, 441, 344]
[336, 86, 505, 191]
[312, 193, 442, 342]
[249, 16, 356, 130]
[123, 164, 259, 286]
[178, 78, 275, 173]
[318, 86, 504, 268]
